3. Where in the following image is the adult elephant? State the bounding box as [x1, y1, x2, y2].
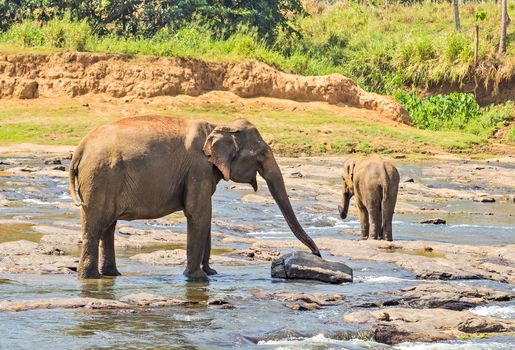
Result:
[338, 155, 399, 241]
[69, 116, 320, 279]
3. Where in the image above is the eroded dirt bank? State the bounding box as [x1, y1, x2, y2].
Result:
[0, 53, 408, 123]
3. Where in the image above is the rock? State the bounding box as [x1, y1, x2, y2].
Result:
[290, 171, 303, 178]
[393, 155, 407, 159]
[271, 251, 353, 284]
[52, 165, 66, 171]
[44, 158, 62, 165]
[404, 178, 414, 183]
[241, 194, 274, 205]
[118, 293, 196, 307]
[395, 284, 513, 310]
[231, 248, 280, 263]
[207, 299, 234, 309]
[474, 197, 496, 203]
[256, 239, 514, 283]
[130, 249, 247, 266]
[0, 293, 197, 312]
[251, 290, 344, 311]
[343, 307, 515, 345]
[420, 218, 446, 224]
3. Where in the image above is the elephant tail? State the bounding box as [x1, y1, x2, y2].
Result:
[69, 145, 83, 207]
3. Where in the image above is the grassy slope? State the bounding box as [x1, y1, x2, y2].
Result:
[0, 97, 506, 156]
[0, 2, 512, 94]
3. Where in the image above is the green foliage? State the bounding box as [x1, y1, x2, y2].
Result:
[475, 9, 487, 22]
[0, 0, 303, 41]
[395, 93, 514, 138]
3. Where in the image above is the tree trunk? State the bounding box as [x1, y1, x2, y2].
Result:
[453, 0, 460, 31]
[499, 0, 508, 54]
[475, 25, 479, 66]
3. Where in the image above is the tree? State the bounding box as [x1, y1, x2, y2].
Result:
[474, 9, 486, 66]
[453, 0, 460, 31]
[499, 0, 508, 54]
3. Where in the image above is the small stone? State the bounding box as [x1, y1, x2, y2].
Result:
[474, 197, 496, 203]
[404, 178, 414, 183]
[394, 155, 406, 159]
[420, 218, 446, 225]
[290, 171, 303, 178]
[271, 251, 353, 284]
[53, 165, 66, 171]
[44, 158, 62, 165]
[82, 102, 89, 107]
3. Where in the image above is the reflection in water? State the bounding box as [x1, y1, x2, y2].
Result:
[79, 278, 117, 300]
[183, 280, 211, 303]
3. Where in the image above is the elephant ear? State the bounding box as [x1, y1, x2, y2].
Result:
[203, 128, 239, 181]
[344, 159, 356, 186]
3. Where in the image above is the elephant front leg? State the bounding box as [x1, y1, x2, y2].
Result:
[183, 179, 214, 280]
[202, 230, 218, 275]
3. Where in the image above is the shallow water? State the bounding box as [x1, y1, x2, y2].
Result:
[0, 158, 514, 349]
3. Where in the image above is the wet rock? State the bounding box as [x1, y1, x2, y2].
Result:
[404, 178, 414, 182]
[241, 194, 274, 205]
[213, 220, 256, 234]
[474, 197, 496, 203]
[271, 251, 353, 284]
[208, 298, 234, 309]
[343, 307, 515, 345]
[119, 293, 197, 307]
[0, 240, 78, 274]
[251, 290, 344, 312]
[52, 165, 66, 171]
[44, 158, 62, 165]
[396, 284, 513, 310]
[243, 329, 305, 344]
[290, 171, 303, 178]
[130, 249, 247, 266]
[0, 293, 197, 312]
[256, 239, 514, 283]
[420, 218, 446, 224]
[231, 248, 280, 263]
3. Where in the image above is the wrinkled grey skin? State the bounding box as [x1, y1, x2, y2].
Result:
[338, 155, 399, 241]
[69, 116, 320, 279]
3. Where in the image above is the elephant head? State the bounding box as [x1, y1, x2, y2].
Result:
[203, 119, 321, 257]
[338, 158, 356, 220]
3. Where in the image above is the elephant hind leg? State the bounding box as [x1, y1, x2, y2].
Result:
[381, 191, 397, 241]
[100, 221, 121, 276]
[78, 215, 104, 279]
[356, 199, 369, 239]
[367, 202, 382, 240]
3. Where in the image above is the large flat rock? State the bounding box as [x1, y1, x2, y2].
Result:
[343, 307, 515, 345]
[271, 251, 353, 284]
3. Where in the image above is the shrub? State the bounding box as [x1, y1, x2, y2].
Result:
[2, 20, 43, 47]
[43, 16, 91, 51]
[395, 92, 480, 130]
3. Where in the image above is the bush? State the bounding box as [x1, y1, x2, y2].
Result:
[43, 16, 91, 51]
[2, 20, 43, 47]
[395, 92, 480, 130]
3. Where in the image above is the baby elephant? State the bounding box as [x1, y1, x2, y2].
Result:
[338, 155, 399, 241]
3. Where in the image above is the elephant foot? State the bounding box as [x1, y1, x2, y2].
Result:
[183, 268, 208, 280]
[203, 265, 218, 276]
[101, 266, 121, 277]
[77, 268, 102, 279]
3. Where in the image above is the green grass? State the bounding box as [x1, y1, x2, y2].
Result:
[0, 2, 512, 95]
[0, 98, 500, 156]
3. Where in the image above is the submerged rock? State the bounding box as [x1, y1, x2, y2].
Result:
[271, 251, 353, 284]
[251, 290, 344, 311]
[420, 218, 446, 224]
[343, 307, 515, 345]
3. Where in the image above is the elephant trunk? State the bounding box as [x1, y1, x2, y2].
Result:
[338, 192, 351, 220]
[259, 153, 321, 257]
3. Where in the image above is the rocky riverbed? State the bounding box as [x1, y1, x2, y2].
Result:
[0, 150, 513, 349]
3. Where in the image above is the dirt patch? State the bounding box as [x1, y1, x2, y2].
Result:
[0, 53, 408, 123]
